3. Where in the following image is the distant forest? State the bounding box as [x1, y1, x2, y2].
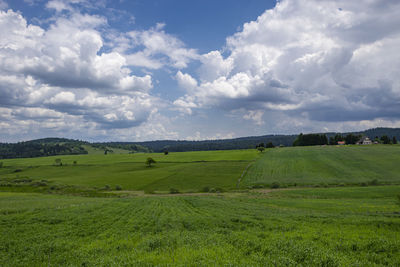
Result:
[1, 127, 400, 159]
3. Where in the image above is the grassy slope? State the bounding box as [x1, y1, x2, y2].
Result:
[0, 186, 399, 266]
[0, 150, 259, 192]
[244, 145, 400, 186]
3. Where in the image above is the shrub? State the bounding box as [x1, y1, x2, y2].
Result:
[369, 179, 379, 186]
[103, 185, 111, 190]
[215, 187, 224, 193]
[397, 195, 400, 209]
[169, 188, 180, 194]
[251, 184, 265, 189]
[0, 162, 3, 168]
[360, 182, 368, 187]
[31, 181, 47, 187]
[13, 169, 22, 173]
[73, 161, 77, 165]
[144, 189, 155, 194]
[209, 188, 217, 193]
[201, 186, 210, 193]
[146, 157, 156, 167]
[270, 182, 280, 189]
[115, 185, 122, 191]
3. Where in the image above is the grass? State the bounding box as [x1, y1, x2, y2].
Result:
[243, 145, 400, 187]
[0, 186, 399, 266]
[1, 146, 400, 265]
[0, 149, 259, 192]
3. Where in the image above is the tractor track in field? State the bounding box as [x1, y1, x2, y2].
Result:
[236, 160, 256, 188]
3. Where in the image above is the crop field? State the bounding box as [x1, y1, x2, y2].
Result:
[0, 186, 399, 266]
[244, 145, 400, 187]
[1, 145, 400, 266]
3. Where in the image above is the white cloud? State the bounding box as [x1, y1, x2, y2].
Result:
[243, 110, 264, 126]
[175, 0, 400, 128]
[46, 0, 72, 12]
[0, 8, 158, 131]
[126, 24, 199, 69]
[48, 91, 76, 104]
[176, 71, 197, 91]
[0, 0, 8, 10]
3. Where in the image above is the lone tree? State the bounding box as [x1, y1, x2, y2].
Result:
[54, 158, 62, 166]
[146, 157, 156, 167]
[257, 146, 265, 152]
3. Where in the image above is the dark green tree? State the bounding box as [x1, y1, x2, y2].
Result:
[146, 157, 156, 167]
[393, 136, 397, 144]
[380, 135, 391, 144]
[266, 142, 274, 148]
[54, 158, 62, 166]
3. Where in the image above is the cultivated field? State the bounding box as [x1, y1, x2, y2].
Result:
[244, 145, 400, 187]
[0, 145, 400, 266]
[1, 186, 399, 266]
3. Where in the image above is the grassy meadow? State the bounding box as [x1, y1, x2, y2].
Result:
[1, 145, 400, 266]
[0, 149, 259, 192]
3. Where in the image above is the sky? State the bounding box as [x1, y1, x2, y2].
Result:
[1, 0, 400, 142]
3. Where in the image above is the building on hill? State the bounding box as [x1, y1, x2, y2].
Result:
[337, 141, 345, 145]
[356, 136, 372, 145]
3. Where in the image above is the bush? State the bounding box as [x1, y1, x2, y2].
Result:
[270, 182, 280, 189]
[13, 178, 32, 183]
[146, 157, 156, 167]
[144, 189, 155, 194]
[115, 185, 122, 191]
[360, 182, 368, 187]
[251, 184, 265, 189]
[31, 181, 47, 187]
[13, 169, 22, 173]
[103, 185, 111, 190]
[169, 188, 180, 194]
[397, 195, 400, 208]
[0, 162, 3, 168]
[369, 179, 379, 186]
[201, 186, 210, 193]
[215, 187, 224, 193]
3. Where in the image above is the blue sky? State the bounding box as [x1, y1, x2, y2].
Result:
[1, 0, 400, 142]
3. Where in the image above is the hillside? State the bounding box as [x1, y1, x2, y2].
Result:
[1, 127, 400, 158]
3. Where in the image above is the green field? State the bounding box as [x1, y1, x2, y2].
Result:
[0, 149, 258, 192]
[1, 145, 400, 266]
[244, 145, 400, 187]
[1, 186, 399, 266]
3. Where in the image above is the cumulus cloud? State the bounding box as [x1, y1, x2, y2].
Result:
[0, 7, 163, 133]
[125, 23, 199, 69]
[175, 0, 400, 127]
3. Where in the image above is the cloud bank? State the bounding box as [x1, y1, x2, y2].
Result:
[175, 0, 400, 127]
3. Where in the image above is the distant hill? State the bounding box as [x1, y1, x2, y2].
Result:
[1, 127, 399, 158]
